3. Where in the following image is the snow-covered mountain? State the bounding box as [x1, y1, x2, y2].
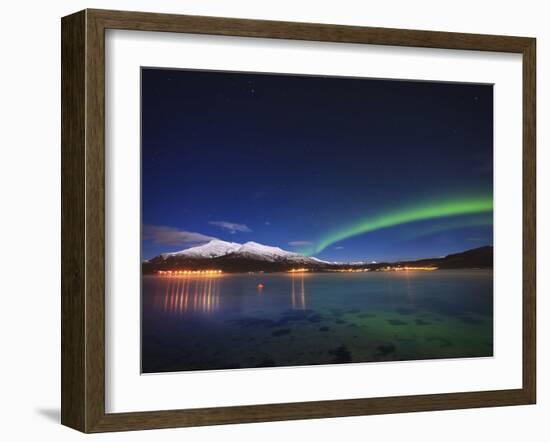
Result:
[162, 239, 241, 259]
[143, 242, 493, 274]
[233, 241, 313, 262]
[161, 239, 325, 264]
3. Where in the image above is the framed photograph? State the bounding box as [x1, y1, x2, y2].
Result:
[61, 9, 536, 432]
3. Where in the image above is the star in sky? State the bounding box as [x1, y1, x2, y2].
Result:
[141, 68, 494, 262]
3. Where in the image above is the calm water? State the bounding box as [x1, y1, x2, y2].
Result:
[142, 270, 493, 373]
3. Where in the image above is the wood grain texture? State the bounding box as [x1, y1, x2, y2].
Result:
[90, 389, 532, 433]
[89, 8, 532, 52]
[61, 10, 86, 432]
[84, 9, 107, 433]
[522, 39, 536, 403]
[61, 8, 537, 433]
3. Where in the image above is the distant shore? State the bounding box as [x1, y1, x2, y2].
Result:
[143, 246, 493, 275]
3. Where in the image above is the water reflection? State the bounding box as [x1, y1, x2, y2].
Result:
[155, 277, 221, 315]
[151, 273, 311, 315]
[290, 273, 307, 310]
[142, 271, 494, 372]
[402, 270, 417, 309]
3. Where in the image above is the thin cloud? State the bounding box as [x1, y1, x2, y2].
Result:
[334, 246, 345, 250]
[209, 221, 252, 234]
[143, 225, 215, 246]
[289, 240, 313, 247]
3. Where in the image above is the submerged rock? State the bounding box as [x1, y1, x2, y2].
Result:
[376, 344, 396, 357]
[231, 317, 276, 327]
[308, 314, 323, 323]
[427, 336, 453, 347]
[329, 345, 352, 363]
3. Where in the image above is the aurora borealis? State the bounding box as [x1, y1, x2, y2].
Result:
[303, 195, 493, 255]
[141, 68, 493, 262]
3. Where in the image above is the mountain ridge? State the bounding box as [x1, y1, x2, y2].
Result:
[143, 240, 493, 274]
[160, 239, 327, 263]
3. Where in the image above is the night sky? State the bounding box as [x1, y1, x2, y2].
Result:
[141, 68, 493, 262]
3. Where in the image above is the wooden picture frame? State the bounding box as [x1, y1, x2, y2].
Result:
[61, 8, 536, 433]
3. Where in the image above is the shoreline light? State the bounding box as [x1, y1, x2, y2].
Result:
[332, 268, 370, 273]
[378, 266, 438, 272]
[157, 269, 223, 277]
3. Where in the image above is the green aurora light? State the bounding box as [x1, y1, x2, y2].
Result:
[304, 196, 493, 256]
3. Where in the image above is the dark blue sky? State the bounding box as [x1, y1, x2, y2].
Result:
[141, 68, 493, 262]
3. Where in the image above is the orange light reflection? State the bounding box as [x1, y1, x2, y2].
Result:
[158, 276, 221, 315]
